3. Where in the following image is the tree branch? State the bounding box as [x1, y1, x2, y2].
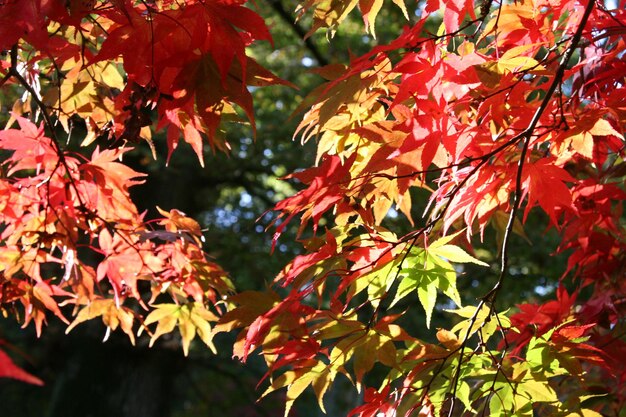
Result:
[493, 0, 596, 300]
[264, 0, 330, 66]
[446, 1, 597, 415]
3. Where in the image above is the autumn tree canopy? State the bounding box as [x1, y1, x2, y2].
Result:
[1, 0, 625, 416]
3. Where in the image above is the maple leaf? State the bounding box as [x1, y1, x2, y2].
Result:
[425, 0, 476, 33]
[295, 0, 408, 37]
[520, 158, 574, 225]
[505, 286, 577, 355]
[391, 248, 461, 328]
[262, 360, 339, 417]
[44, 60, 124, 143]
[553, 115, 624, 162]
[435, 164, 514, 235]
[448, 304, 511, 344]
[0, 345, 43, 386]
[272, 154, 355, 244]
[144, 302, 219, 356]
[66, 298, 136, 344]
[94, 0, 280, 163]
[0, 0, 65, 51]
[96, 229, 162, 302]
[480, 0, 553, 48]
[79, 146, 145, 223]
[161, 54, 288, 164]
[157, 207, 203, 244]
[348, 385, 394, 417]
[214, 291, 281, 335]
[0, 116, 58, 174]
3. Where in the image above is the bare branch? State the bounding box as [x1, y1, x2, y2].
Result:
[263, 0, 330, 66]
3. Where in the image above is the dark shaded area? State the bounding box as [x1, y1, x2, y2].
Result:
[0, 322, 287, 417]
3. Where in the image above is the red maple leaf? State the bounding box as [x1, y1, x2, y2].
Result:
[0, 344, 43, 386]
[521, 158, 574, 225]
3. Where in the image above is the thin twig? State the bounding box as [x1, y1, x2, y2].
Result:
[445, 1, 597, 415]
[264, 0, 329, 66]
